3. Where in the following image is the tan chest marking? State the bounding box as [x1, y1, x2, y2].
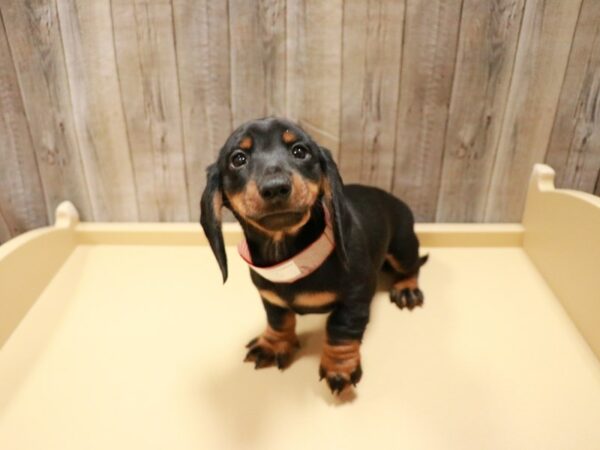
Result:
[259, 290, 288, 308]
[259, 290, 338, 309]
[294, 291, 337, 308]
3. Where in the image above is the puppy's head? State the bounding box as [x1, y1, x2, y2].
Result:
[200, 117, 349, 282]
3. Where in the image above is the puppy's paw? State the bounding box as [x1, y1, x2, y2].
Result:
[319, 341, 362, 394]
[244, 330, 299, 370]
[390, 276, 424, 310]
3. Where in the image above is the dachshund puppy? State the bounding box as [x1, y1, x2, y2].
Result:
[201, 117, 427, 394]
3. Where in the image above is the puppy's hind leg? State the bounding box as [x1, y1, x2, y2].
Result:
[386, 230, 428, 310]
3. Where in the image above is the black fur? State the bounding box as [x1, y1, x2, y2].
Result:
[200, 117, 426, 393]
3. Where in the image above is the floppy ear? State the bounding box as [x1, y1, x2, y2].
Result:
[319, 147, 350, 268]
[200, 163, 228, 283]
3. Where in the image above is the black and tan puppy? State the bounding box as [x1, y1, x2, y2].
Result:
[201, 117, 427, 394]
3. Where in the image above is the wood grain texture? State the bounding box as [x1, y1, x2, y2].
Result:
[57, 0, 138, 221]
[392, 0, 463, 221]
[3, 0, 600, 239]
[545, 0, 600, 195]
[485, 0, 583, 221]
[0, 209, 10, 244]
[1, 0, 93, 222]
[111, 0, 190, 222]
[0, 12, 48, 237]
[436, 0, 525, 222]
[229, 0, 286, 125]
[172, 0, 233, 220]
[286, 0, 343, 158]
[339, 0, 404, 190]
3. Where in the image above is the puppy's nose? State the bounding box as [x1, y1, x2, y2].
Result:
[259, 177, 292, 201]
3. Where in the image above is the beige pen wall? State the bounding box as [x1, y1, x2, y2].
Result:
[1, 0, 599, 243]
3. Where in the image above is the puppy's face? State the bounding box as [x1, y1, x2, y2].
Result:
[217, 118, 323, 234]
[201, 117, 348, 282]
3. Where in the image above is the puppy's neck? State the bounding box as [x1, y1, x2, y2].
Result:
[241, 202, 326, 267]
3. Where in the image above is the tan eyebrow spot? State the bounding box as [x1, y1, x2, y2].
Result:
[282, 130, 297, 144]
[239, 136, 253, 150]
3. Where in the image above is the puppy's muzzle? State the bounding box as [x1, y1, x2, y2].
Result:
[259, 175, 292, 203]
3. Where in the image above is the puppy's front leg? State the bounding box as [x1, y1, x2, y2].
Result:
[320, 301, 370, 394]
[245, 299, 299, 370]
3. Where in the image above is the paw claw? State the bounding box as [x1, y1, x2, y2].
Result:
[244, 346, 261, 361]
[414, 288, 424, 304]
[403, 288, 416, 309]
[319, 366, 326, 381]
[320, 364, 362, 394]
[390, 286, 425, 310]
[327, 375, 348, 394]
[254, 356, 273, 370]
[275, 353, 291, 370]
[350, 364, 363, 386]
[244, 334, 298, 370]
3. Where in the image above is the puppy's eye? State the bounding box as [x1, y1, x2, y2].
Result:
[291, 144, 309, 160]
[230, 151, 248, 168]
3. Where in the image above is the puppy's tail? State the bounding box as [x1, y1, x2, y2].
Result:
[418, 254, 429, 268]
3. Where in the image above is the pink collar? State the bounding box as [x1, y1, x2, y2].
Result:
[237, 207, 335, 283]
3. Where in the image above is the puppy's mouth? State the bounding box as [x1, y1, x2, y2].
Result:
[253, 209, 308, 231]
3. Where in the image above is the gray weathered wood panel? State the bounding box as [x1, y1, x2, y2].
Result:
[485, 0, 583, 221]
[0, 209, 10, 244]
[392, 0, 463, 221]
[57, 0, 139, 221]
[339, 0, 404, 191]
[112, 0, 190, 221]
[436, 0, 525, 222]
[172, 0, 233, 220]
[546, 0, 600, 195]
[229, 0, 286, 125]
[0, 11, 48, 240]
[2, 0, 600, 240]
[1, 0, 93, 222]
[286, 0, 343, 159]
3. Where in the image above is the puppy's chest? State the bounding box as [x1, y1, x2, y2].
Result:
[258, 289, 337, 310]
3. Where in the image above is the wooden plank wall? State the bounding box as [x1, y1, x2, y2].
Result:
[0, 0, 597, 242]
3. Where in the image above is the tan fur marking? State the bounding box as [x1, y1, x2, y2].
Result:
[248, 312, 298, 360]
[284, 210, 311, 235]
[246, 219, 285, 240]
[259, 289, 289, 308]
[322, 177, 333, 198]
[294, 291, 337, 308]
[282, 130, 297, 144]
[230, 181, 286, 238]
[261, 313, 298, 353]
[239, 136, 253, 150]
[393, 276, 418, 291]
[228, 174, 319, 238]
[307, 180, 320, 197]
[320, 340, 361, 379]
[321, 177, 335, 215]
[227, 192, 246, 216]
[385, 254, 405, 273]
[227, 180, 261, 217]
[290, 173, 319, 211]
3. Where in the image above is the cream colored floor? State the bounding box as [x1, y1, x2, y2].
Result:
[1, 244, 600, 450]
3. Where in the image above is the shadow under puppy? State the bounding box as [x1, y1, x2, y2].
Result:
[201, 117, 427, 394]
